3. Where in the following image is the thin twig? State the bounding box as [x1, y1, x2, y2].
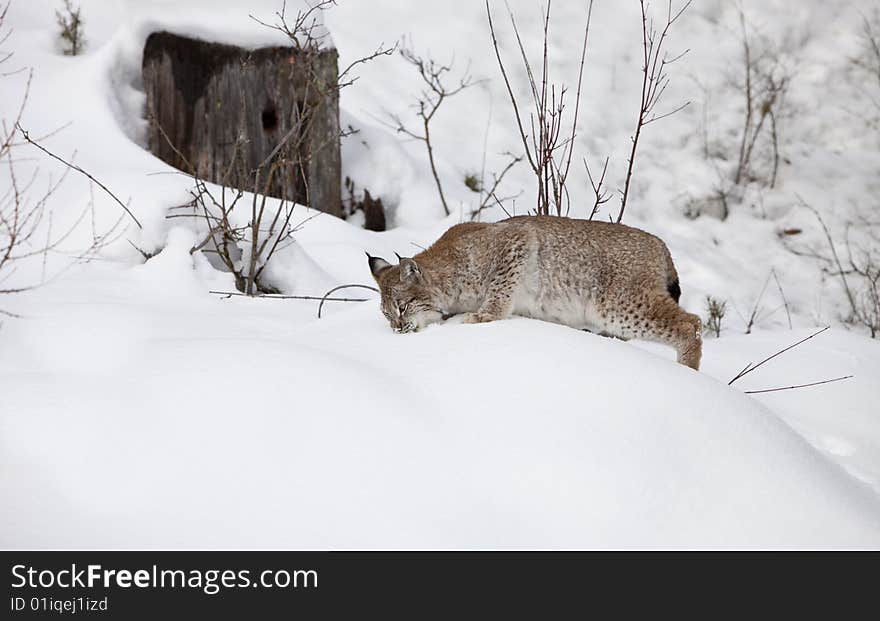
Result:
[771, 268, 792, 329]
[585, 156, 611, 220]
[745, 271, 772, 334]
[471, 151, 523, 218]
[744, 375, 853, 394]
[210, 289, 370, 303]
[489, 191, 513, 218]
[16, 124, 142, 228]
[728, 326, 830, 385]
[798, 197, 859, 319]
[317, 283, 380, 318]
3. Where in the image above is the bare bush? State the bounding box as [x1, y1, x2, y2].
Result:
[486, 0, 688, 221]
[616, 0, 692, 223]
[688, 9, 797, 221]
[842, 217, 880, 338]
[168, 174, 298, 295]
[0, 1, 10, 71]
[730, 268, 792, 334]
[2, 3, 125, 317]
[56, 0, 85, 56]
[848, 245, 880, 337]
[855, 10, 880, 84]
[731, 9, 791, 189]
[704, 296, 726, 337]
[388, 41, 523, 220]
[849, 9, 880, 134]
[486, 0, 594, 217]
[785, 199, 880, 338]
[156, 105, 317, 294]
[385, 43, 474, 216]
[469, 151, 523, 220]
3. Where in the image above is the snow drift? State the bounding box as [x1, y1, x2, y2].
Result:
[1, 0, 879, 549]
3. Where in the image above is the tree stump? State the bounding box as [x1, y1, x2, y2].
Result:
[142, 31, 341, 217]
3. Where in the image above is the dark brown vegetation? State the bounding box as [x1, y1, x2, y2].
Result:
[56, 0, 85, 56]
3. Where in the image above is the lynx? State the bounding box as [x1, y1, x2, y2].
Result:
[368, 216, 702, 370]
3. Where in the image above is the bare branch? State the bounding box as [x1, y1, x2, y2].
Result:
[471, 151, 523, 219]
[388, 42, 478, 216]
[585, 156, 611, 220]
[486, 0, 595, 217]
[728, 326, 830, 385]
[317, 283, 379, 318]
[617, 0, 692, 223]
[798, 197, 859, 318]
[771, 268, 792, 329]
[209, 288, 373, 305]
[16, 124, 142, 228]
[338, 41, 397, 87]
[744, 375, 853, 395]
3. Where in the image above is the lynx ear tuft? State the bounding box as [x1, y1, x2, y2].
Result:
[366, 252, 391, 278]
[399, 257, 422, 283]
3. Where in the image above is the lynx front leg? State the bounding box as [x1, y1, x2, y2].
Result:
[462, 239, 527, 324]
[461, 303, 512, 324]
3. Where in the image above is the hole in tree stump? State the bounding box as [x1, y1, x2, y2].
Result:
[261, 105, 279, 133]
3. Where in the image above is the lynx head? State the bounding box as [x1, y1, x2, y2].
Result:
[367, 253, 444, 333]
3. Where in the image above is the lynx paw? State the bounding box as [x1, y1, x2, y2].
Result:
[461, 312, 496, 324]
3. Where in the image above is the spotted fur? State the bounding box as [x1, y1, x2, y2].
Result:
[368, 216, 702, 370]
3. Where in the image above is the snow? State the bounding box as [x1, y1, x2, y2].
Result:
[1, 0, 879, 548]
[3, 258, 879, 548]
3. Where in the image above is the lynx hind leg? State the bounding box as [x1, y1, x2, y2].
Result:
[606, 291, 702, 370]
[645, 293, 702, 370]
[673, 310, 703, 370]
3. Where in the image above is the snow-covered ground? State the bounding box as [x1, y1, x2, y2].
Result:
[1, 0, 879, 548]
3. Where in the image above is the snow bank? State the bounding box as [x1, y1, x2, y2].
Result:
[1, 262, 879, 548]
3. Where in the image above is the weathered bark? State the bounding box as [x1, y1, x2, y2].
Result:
[142, 31, 341, 216]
